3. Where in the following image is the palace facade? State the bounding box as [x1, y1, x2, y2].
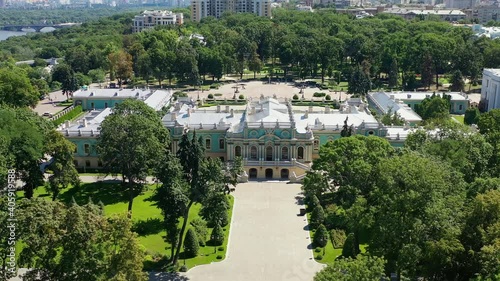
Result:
[60, 95, 416, 181]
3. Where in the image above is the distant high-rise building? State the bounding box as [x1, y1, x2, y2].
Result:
[445, 0, 477, 9]
[132, 10, 184, 32]
[191, 0, 270, 22]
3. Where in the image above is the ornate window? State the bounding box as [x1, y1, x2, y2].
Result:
[298, 147, 304, 160]
[281, 147, 289, 160]
[219, 139, 225, 149]
[205, 138, 211, 150]
[250, 146, 258, 160]
[266, 146, 273, 161]
[314, 139, 319, 150]
[235, 146, 242, 157]
[84, 143, 90, 154]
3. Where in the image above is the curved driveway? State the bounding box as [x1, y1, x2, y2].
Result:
[184, 182, 324, 281]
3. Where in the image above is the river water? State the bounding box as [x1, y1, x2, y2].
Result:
[0, 27, 56, 41]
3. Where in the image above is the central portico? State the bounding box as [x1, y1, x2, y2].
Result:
[163, 96, 384, 181]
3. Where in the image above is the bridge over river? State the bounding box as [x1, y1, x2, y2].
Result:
[0, 22, 81, 32]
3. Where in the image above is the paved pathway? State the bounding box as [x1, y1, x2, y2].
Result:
[188, 81, 350, 103]
[150, 182, 324, 281]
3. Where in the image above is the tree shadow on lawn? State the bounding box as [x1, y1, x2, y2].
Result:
[132, 217, 164, 236]
[58, 182, 129, 206]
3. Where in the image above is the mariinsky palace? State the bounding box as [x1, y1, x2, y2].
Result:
[62, 88, 425, 181]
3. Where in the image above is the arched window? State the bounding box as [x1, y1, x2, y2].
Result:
[298, 147, 304, 160]
[281, 147, 289, 160]
[313, 139, 319, 150]
[85, 160, 91, 167]
[219, 139, 225, 149]
[250, 146, 258, 160]
[205, 138, 211, 150]
[266, 146, 273, 161]
[235, 146, 242, 157]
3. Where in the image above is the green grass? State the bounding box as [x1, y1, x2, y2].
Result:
[452, 114, 465, 124]
[18, 182, 234, 271]
[53, 105, 83, 126]
[307, 213, 367, 264]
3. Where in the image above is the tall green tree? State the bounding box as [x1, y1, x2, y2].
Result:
[0, 106, 48, 199]
[45, 130, 80, 201]
[18, 199, 147, 281]
[108, 50, 133, 87]
[312, 135, 394, 206]
[464, 107, 480, 125]
[369, 152, 465, 279]
[347, 65, 370, 96]
[97, 99, 169, 216]
[449, 70, 465, 92]
[51, 64, 78, 100]
[0, 66, 39, 108]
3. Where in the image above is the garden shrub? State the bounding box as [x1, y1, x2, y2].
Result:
[218, 246, 224, 251]
[325, 95, 331, 101]
[216, 255, 223, 259]
[313, 224, 329, 248]
[183, 228, 199, 258]
[315, 247, 322, 253]
[342, 233, 360, 258]
[210, 223, 225, 246]
[239, 94, 245, 99]
[313, 92, 326, 97]
[315, 254, 323, 260]
[330, 229, 347, 249]
[208, 94, 214, 99]
[214, 93, 223, 96]
[179, 265, 188, 272]
[190, 218, 208, 246]
[310, 205, 325, 229]
[293, 94, 299, 100]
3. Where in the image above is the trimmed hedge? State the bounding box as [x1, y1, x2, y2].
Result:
[53, 105, 83, 126]
[313, 92, 326, 97]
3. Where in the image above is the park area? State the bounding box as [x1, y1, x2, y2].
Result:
[17, 182, 233, 271]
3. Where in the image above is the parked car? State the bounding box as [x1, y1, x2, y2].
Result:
[42, 112, 53, 118]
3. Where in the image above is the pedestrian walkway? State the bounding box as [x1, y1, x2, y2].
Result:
[150, 182, 324, 281]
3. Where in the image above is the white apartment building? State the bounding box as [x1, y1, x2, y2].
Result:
[133, 10, 184, 33]
[191, 0, 270, 22]
[481, 69, 500, 111]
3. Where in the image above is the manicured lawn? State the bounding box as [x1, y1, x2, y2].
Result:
[18, 182, 234, 271]
[307, 213, 367, 264]
[452, 114, 465, 124]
